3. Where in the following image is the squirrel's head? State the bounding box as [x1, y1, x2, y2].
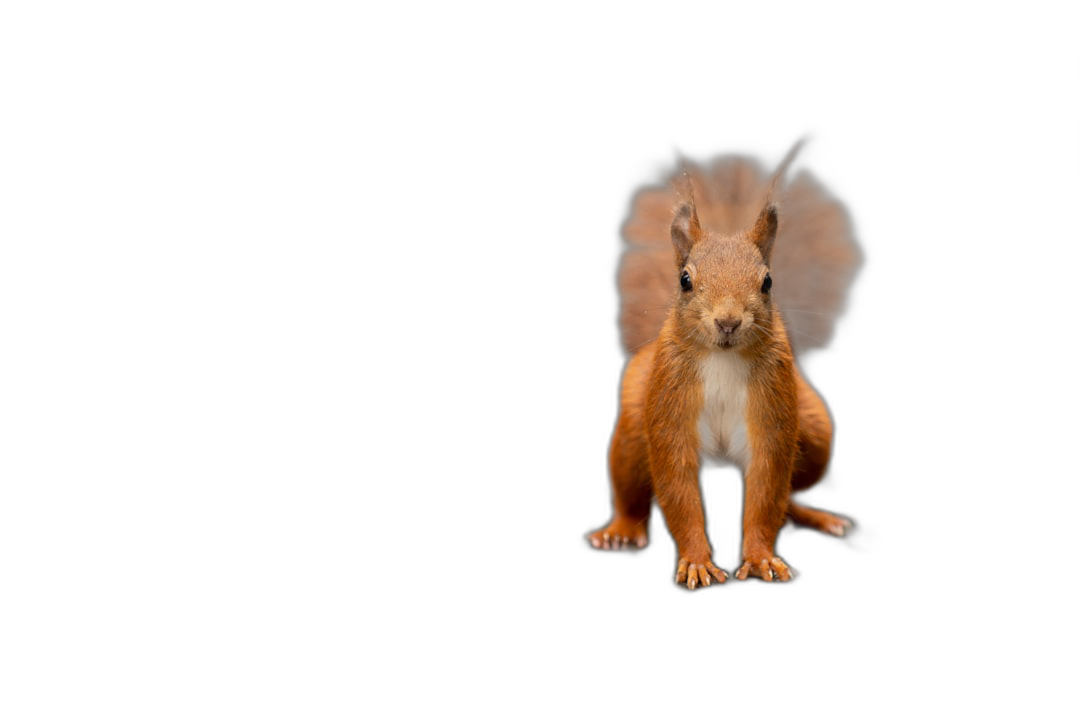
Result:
[670, 199, 778, 352]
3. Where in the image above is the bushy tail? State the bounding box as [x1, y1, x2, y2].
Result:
[617, 148, 862, 354]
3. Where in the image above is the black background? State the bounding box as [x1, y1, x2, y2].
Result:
[447, 56, 1071, 643]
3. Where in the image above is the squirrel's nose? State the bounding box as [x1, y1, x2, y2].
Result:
[716, 317, 741, 335]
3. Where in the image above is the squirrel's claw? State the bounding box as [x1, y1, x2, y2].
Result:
[735, 556, 792, 582]
[675, 559, 728, 590]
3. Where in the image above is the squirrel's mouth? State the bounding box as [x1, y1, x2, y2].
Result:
[716, 336, 739, 349]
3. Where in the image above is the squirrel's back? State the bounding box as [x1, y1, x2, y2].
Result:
[617, 151, 861, 354]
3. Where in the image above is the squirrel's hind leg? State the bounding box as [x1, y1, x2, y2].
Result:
[587, 413, 652, 550]
[786, 373, 853, 537]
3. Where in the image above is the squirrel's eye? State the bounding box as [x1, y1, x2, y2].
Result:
[761, 273, 772, 294]
[680, 270, 693, 292]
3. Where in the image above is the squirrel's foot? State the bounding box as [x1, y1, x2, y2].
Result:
[587, 517, 648, 550]
[787, 502, 853, 537]
[734, 554, 792, 582]
[675, 557, 728, 590]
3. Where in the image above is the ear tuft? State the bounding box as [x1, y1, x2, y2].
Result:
[671, 202, 702, 266]
[751, 202, 779, 263]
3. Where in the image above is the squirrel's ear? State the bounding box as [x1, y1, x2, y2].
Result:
[671, 203, 702, 266]
[751, 202, 779, 263]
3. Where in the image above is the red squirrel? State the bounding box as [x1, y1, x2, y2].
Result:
[587, 145, 861, 588]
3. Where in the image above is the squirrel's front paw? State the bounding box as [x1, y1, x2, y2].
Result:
[734, 554, 792, 582]
[675, 558, 728, 590]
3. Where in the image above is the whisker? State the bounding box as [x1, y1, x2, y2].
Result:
[693, 319, 712, 347]
[626, 336, 656, 353]
[751, 330, 777, 345]
[785, 327, 825, 344]
[749, 321, 775, 335]
[747, 324, 778, 345]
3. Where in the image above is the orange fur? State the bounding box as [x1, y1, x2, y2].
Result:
[589, 146, 859, 588]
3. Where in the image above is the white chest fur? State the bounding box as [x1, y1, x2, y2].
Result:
[696, 351, 751, 468]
